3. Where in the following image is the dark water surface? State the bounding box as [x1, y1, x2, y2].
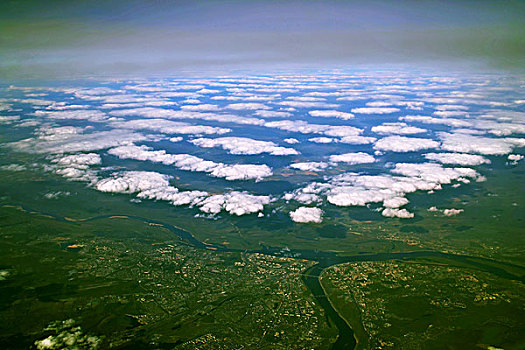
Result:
[10, 203, 524, 349]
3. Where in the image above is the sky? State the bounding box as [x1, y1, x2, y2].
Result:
[1, 0, 524, 78]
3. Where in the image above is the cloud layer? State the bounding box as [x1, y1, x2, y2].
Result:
[4, 69, 524, 224]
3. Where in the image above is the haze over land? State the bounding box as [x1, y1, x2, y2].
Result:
[1, 0, 524, 78]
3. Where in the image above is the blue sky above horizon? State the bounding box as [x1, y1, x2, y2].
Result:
[1, 0, 524, 78]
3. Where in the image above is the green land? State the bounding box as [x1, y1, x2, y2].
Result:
[0, 155, 524, 349]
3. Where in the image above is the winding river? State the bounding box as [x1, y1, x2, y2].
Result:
[7, 203, 525, 350]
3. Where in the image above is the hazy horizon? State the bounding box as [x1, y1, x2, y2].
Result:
[1, 0, 524, 79]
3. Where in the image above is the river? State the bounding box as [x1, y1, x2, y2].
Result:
[7, 203, 525, 350]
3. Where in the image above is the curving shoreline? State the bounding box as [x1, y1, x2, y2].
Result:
[302, 264, 357, 350]
[5, 203, 524, 350]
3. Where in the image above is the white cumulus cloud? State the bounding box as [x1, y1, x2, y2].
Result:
[110, 118, 230, 136]
[108, 144, 273, 181]
[308, 110, 355, 120]
[95, 171, 171, 194]
[290, 207, 324, 223]
[190, 137, 299, 156]
[309, 137, 336, 144]
[351, 107, 400, 114]
[508, 154, 524, 165]
[329, 152, 376, 165]
[283, 138, 300, 144]
[443, 208, 464, 216]
[381, 208, 414, 219]
[198, 192, 271, 216]
[290, 162, 329, 172]
[34, 110, 108, 122]
[424, 152, 490, 166]
[226, 103, 270, 110]
[374, 136, 439, 152]
[381, 208, 414, 218]
[371, 122, 427, 135]
[439, 133, 525, 155]
[12, 127, 149, 154]
[255, 110, 293, 118]
[180, 104, 220, 111]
